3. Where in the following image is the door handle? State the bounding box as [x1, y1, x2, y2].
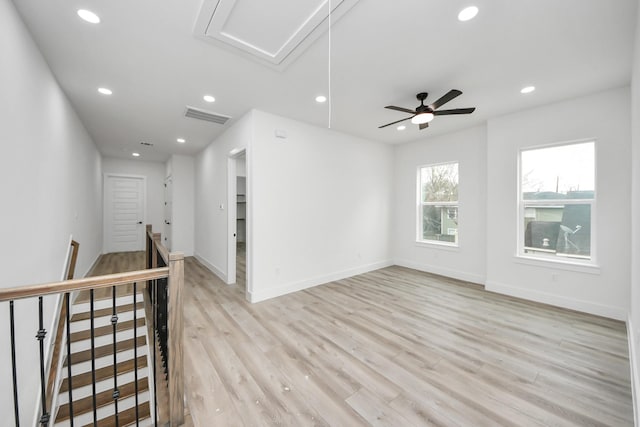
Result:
[137, 221, 143, 224]
[165, 221, 171, 225]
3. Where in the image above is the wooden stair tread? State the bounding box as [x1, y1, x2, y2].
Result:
[64, 336, 146, 366]
[56, 377, 149, 422]
[71, 302, 144, 322]
[70, 318, 146, 342]
[82, 401, 151, 427]
[61, 356, 148, 392]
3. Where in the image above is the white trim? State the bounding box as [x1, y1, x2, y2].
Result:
[414, 241, 460, 251]
[513, 254, 600, 274]
[627, 315, 640, 427]
[226, 155, 238, 285]
[485, 279, 626, 320]
[247, 260, 393, 303]
[394, 258, 485, 284]
[194, 252, 228, 283]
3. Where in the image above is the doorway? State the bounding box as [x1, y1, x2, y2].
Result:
[104, 174, 146, 253]
[227, 148, 247, 291]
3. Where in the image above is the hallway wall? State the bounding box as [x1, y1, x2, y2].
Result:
[628, 0, 640, 420]
[0, 0, 103, 422]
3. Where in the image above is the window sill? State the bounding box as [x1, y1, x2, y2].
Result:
[514, 255, 600, 275]
[415, 241, 459, 251]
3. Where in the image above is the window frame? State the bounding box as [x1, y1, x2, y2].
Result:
[517, 139, 597, 266]
[416, 161, 460, 248]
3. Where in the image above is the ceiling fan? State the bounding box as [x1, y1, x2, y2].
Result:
[379, 90, 476, 130]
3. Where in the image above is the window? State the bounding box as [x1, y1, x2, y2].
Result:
[519, 141, 594, 262]
[418, 162, 459, 245]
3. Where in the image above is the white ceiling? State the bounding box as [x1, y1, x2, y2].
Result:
[12, 0, 638, 162]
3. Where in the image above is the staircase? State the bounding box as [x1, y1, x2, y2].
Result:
[1, 228, 184, 427]
[53, 287, 153, 427]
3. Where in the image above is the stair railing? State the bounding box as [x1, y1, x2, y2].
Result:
[145, 225, 184, 426]
[0, 224, 184, 427]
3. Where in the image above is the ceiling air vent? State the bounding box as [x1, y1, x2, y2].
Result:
[184, 106, 230, 125]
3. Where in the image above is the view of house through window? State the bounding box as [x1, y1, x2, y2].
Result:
[520, 141, 595, 261]
[418, 162, 459, 245]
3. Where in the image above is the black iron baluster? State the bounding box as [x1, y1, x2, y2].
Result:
[90, 289, 97, 426]
[153, 277, 158, 427]
[111, 286, 120, 426]
[10, 300, 20, 427]
[133, 282, 140, 426]
[65, 293, 74, 427]
[158, 278, 168, 377]
[37, 296, 50, 426]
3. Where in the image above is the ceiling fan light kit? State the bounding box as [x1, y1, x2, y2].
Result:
[379, 90, 475, 130]
[411, 113, 434, 125]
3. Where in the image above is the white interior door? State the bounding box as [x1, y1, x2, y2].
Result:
[104, 174, 145, 253]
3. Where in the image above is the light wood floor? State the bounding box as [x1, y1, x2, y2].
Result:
[95, 253, 634, 426]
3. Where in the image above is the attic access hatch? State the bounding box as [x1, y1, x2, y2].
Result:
[194, 0, 361, 70]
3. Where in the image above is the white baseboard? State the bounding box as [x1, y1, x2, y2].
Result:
[83, 252, 102, 277]
[485, 279, 627, 320]
[393, 258, 485, 285]
[628, 315, 640, 426]
[194, 253, 227, 283]
[247, 259, 394, 303]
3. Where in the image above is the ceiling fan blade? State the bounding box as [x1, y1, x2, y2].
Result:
[385, 105, 417, 114]
[429, 89, 462, 110]
[433, 107, 476, 115]
[378, 116, 414, 128]
[419, 122, 429, 130]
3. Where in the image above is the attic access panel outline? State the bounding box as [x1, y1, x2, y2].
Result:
[194, 0, 361, 70]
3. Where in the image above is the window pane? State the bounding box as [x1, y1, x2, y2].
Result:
[523, 204, 591, 258]
[421, 163, 458, 202]
[522, 142, 594, 200]
[421, 206, 458, 243]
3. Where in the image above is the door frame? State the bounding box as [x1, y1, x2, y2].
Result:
[164, 175, 173, 251]
[103, 173, 147, 253]
[227, 148, 247, 288]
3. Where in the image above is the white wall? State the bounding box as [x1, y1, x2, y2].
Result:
[102, 157, 165, 238]
[629, 0, 640, 421]
[393, 125, 487, 284]
[249, 110, 393, 302]
[194, 112, 252, 279]
[168, 155, 195, 256]
[0, 0, 102, 422]
[486, 87, 631, 320]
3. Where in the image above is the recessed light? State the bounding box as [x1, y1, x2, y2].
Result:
[98, 87, 112, 95]
[397, 125, 406, 131]
[315, 95, 327, 103]
[132, 152, 140, 157]
[177, 138, 186, 144]
[77, 9, 100, 24]
[203, 95, 215, 103]
[458, 6, 478, 22]
[521, 86, 536, 94]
